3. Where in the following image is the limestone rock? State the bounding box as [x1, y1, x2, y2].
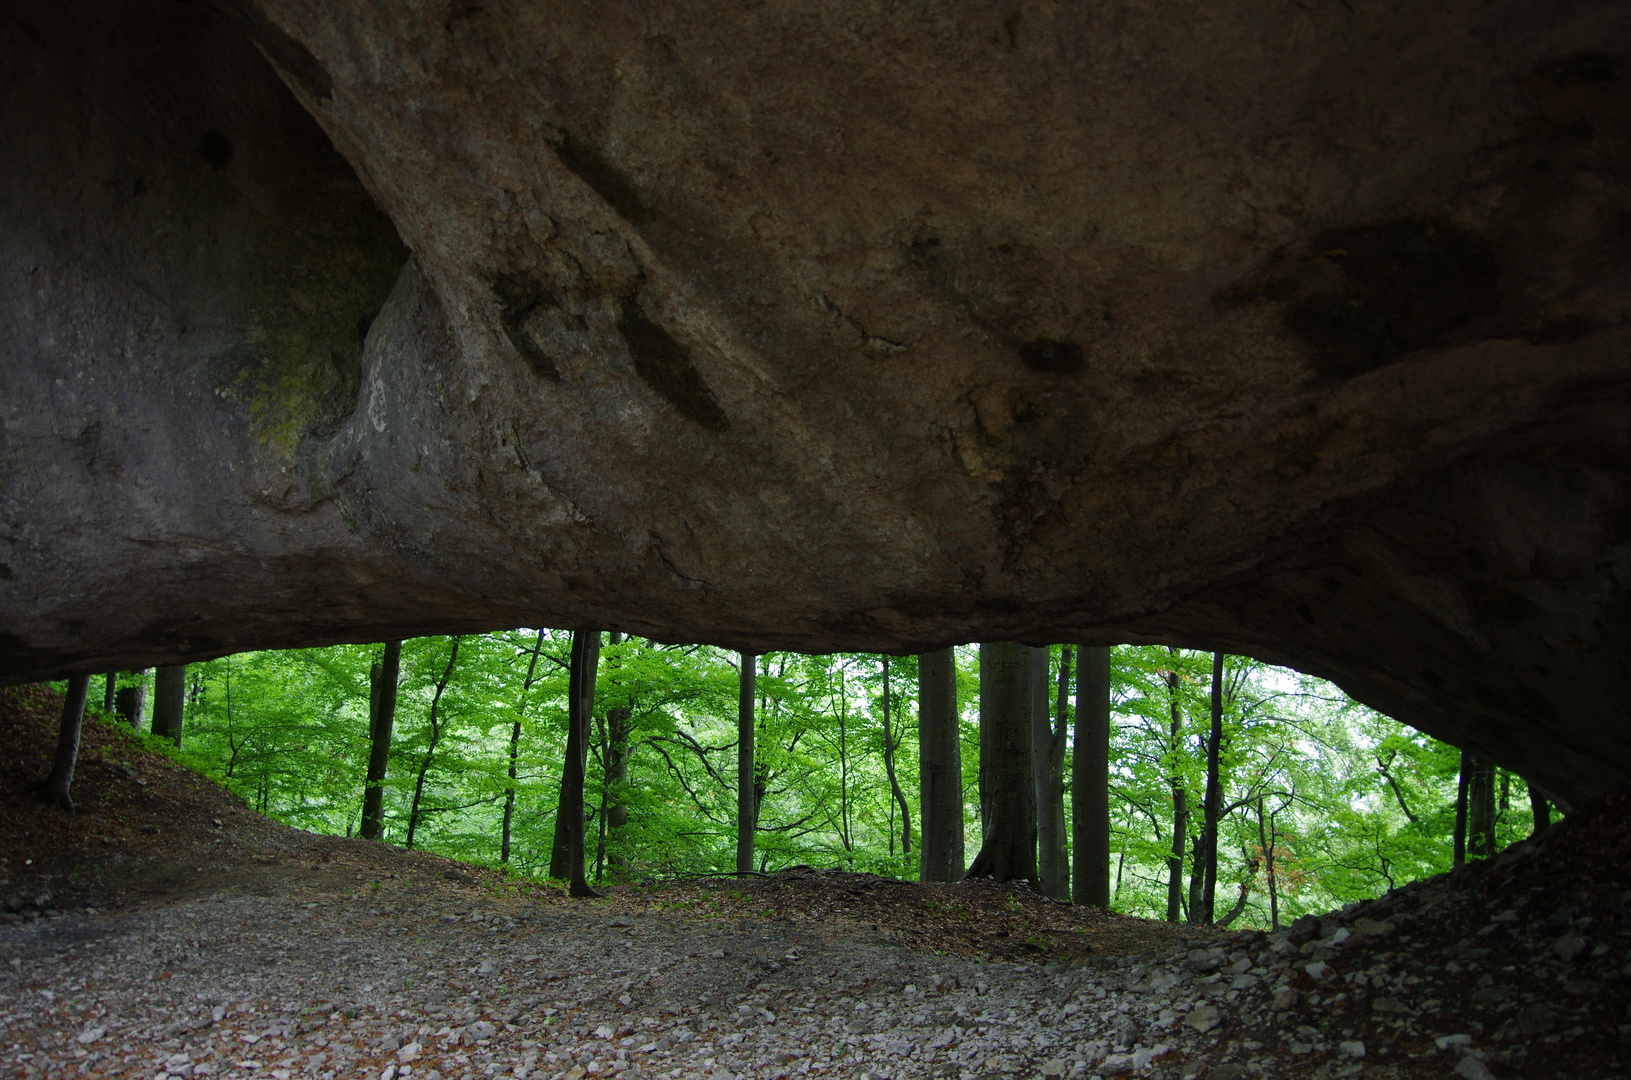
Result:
[1552, 933, 1588, 962]
[1185, 1005, 1221, 1034]
[3, 0, 1630, 805]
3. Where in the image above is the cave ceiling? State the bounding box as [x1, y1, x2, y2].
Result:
[2, 0, 1629, 807]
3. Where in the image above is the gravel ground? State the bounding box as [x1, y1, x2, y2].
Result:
[1, 877, 1242, 1080]
[3, 833, 1629, 1080]
[4, 688, 1631, 1080]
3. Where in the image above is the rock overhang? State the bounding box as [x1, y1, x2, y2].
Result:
[1, 0, 1629, 809]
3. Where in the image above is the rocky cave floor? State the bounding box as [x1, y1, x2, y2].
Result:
[2, 687, 1629, 1080]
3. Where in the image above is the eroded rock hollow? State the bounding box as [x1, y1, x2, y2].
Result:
[3, 0, 1629, 807]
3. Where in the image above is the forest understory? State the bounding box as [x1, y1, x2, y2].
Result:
[3, 685, 1630, 1080]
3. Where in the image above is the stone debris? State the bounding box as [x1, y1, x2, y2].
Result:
[1183, 1004, 1220, 1033]
[7, 783, 1631, 1080]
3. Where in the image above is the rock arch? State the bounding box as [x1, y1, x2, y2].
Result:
[2, 0, 1628, 807]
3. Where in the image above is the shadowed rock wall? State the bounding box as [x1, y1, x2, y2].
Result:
[2, 0, 1629, 807]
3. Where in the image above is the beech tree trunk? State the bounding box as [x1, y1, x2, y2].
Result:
[1165, 660, 1187, 923]
[42, 675, 91, 811]
[965, 642, 1037, 882]
[1187, 834, 1206, 924]
[737, 651, 757, 875]
[1050, 646, 1072, 896]
[103, 673, 116, 714]
[879, 656, 913, 859]
[1033, 647, 1068, 900]
[917, 647, 963, 882]
[1198, 651, 1225, 924]
[115, 670, 146, 731]
[606, 634, 631, 830]
[359, 641, 402, 841]
[559, 630, 601, 897]
[503, 628, 547, 863]
[1468, 753, 1495, 859]
[602, 704, 632, 870]
[1257, 796, 1277, 929]
[594, 631, 628, 883]
[550, 630, 598, 880]
[151, 664, 186, 746]
[1072, 646, 1111, 906]
[1453, 749, 1470, 866]
[838, 686, 852, 856]
[406, 637, 460, 849]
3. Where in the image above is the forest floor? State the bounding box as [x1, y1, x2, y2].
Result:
[2, 684, 1629, 1080]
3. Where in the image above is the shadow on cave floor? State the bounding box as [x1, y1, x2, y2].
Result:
[4, 684, 1631, 1079]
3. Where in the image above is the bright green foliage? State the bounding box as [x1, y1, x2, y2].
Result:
[116, 634, 1543, 927]
[1094, 648, 1543, 927]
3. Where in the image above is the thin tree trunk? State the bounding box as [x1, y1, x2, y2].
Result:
[1259, 795, 1279, 931]
[917, 648, 963, 882]
[1049, 645, 1071, 898]
[1198, 651, 1225, 925]
[223, 659, 239, 778]
[551, 630, 591, 881]
[879, 656, 913, 859]
[1469, 754, 1495, 859]
[605, 703, 631, 866]
[1215, 852, 1259, 928]
[560, 630, 601, 897]
[360, 641, 402, 841]
[1032, 647, 1067, 900]
[1187, 833, 1205, 924]
[103, 673, 116, 714]
[42, 675, 91, 811]
[1529, 781, 1551, 836]
[152, 665, 186, 747]
[737, 651, 757, 875]
[1165, 661, 1188, 923]
[406, 637, 461, 850]
[1031, 648, 1052, 887]
[1217, 887, 1251, 928]
[752, 655, 770, 872]
[965, 642, 1038, 882]
[1073, 646, 1111, 906]
[605, 631, 632, 871]
[838, 669, 852, 856]
[1453, 749, 1470, 866]
[502, 628, 547, 863]
[595, 710, 611, 884]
